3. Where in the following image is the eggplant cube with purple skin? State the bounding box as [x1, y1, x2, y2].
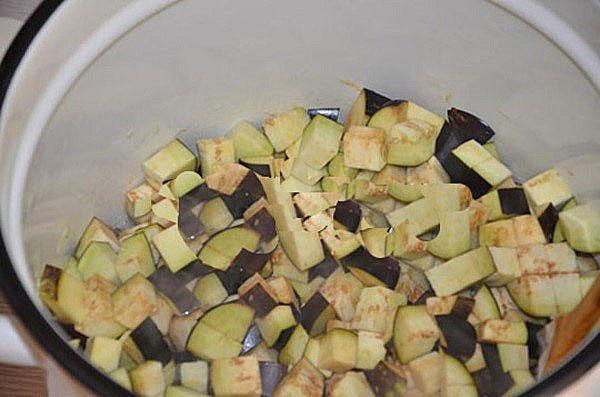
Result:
[343, 126, 387, 172]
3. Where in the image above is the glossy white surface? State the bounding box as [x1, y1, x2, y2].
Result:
[0, 0, 598, 392]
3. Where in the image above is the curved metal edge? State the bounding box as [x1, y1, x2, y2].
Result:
[0, 1, 133, 396]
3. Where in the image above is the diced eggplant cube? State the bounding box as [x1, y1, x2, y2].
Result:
[130, 317, 172, 365]
[386, 197, 438, 234]
[392, 305, 439, 363]
[273, 358, 324, 397]
[219, 250, 269, 294]
[300, 292, 335, 336]
[512, 215, 546, 246]
[538, 203, 559, 242]
[179, 361, 209, 393]
[327, 371, 376, 397]
[263, 107, 310, 152]
[78, 241, 119, 284]
[116, 232, 155, 282]
[85, 336, 122, 373]
[478, 319, 527, 344]
[319, 268, 358, 321]
[228, 120, 274, 159]
[210, 356, 262, 397]
[473, 157, 512, 187]
[426, 296, 458, 316]
[341, 249, 400, 290]
[201, 303, 255, 343]
[343, 126, 387, 171]
[408, 351, 441, 395]
[239, 274, 279, 317]
[452, 139, 492, 168]
[498, 188, 530, 216]
[109, 367, 132, 391]
[436, 313, 477, 361]
[150, 296, 173, 335]
[130, 361, 166, 397]
[364, 362, 407, 397]
[112, 274, 157, 329]
[152, 225, 197, 273]
[479, 219, 518, 247]
[198, 197, 233, 235]
[319, 328, 357, 372]
[171, 171, 204, 198]
[296, 115, 344, 170]
[197, 137, 235, 177]
[559, 203, 600, 253]
[363, 88, 392, 116]
[126, 183, 155, 221]
[149, 266, 200, 315]
[387, 119, 437, 166]
[256, 305, 297, 347]
[523, 169, 573, 209]
[290, 158, 328, 186]
[440, 152, 492, 198]
[486, 247, 521, 286]
[426, 247, 495, 296]
[278, 325, 309, 367]
[246, 207, 277, 241]
[143, 139, 197, 189]
[355, 331, 386, 370]
[186, 321, 242, 360]
[333, 200, 362, 232]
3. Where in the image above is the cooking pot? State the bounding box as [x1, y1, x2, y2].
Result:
[0, 0, 599, 395]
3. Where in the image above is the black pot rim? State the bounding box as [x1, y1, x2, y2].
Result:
[0, 1, 598, 397]
[0, 1, 132, 396]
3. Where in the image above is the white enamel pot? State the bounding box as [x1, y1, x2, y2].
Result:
[0, 0, 599, 395]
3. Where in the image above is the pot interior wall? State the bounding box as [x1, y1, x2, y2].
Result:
[21, 0, 600, 291]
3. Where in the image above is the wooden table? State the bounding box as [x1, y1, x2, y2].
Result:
[0, 291, 95, 396]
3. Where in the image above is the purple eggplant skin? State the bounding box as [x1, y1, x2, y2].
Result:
[451, 296, 475, 319]
[333, 200, 362, 232]
[435, 108, 495, 164]
[218, 250, 270, 294]
[148, 266, 200, 315]
[239, 160, 271, 177]
[300, 292, 330, 333]
[178, 210, 205, 240]
[172, 351, 197, 363]
[222, 172, 266, 219]
[414, 290, 435, 305]
[440, 152, 492, 198]
[246, 208, 277, 242]
[241, 324, 263, 354]
[175, 260, 213, 284]
[259, 361, 287, 397]
[538, 203, 559, 243]
[240, 283, 279, 317]
[436, 314, 477, 362]
[340, 248, 400, 289]
[272, 326, 296, 352]
[363, 88, 392, 116]
[448, 108, 495, 144]
[179, 184, 219, 211]
[307, 107, 340, 122]
[472, 366, 514, 397]
[526, 322, 544, 372]
[364, 362, 406, 397]
[308, 245, 340, 281]
[498, 188, 530, 216]
[130, 317, 172, 366]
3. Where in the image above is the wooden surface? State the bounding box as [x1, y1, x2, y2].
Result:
[0, 364, 47, 397]
[0, 290, 94, 396]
